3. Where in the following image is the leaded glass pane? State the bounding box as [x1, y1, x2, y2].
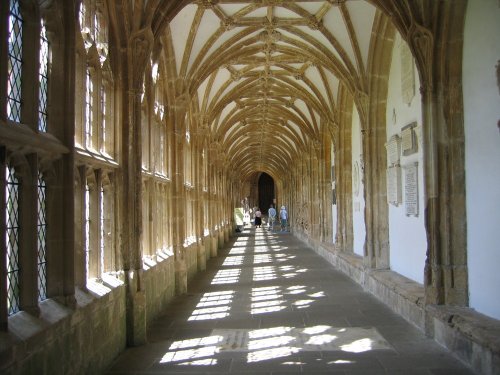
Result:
[100, 85, 106, 153]
[37, 172, 47, 301]
[85, 184, 90, 277]
[6, 166, 20, 315]
[38, 20, 49, 132]
[7, 0, 23, 123]
[100, 186, 106, 275]
[85, 70, 93, 148]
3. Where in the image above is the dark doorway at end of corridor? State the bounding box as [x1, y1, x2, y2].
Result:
[258, 172, 274, 212]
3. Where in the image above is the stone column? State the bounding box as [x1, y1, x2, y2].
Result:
[407, 4, 468, 307]
[45, 0, 77, 307]
[171, 94, 188, 295]
[120, 28, 154, 346]
[194, 126, 206, 271]
[18, 155, 39, 316]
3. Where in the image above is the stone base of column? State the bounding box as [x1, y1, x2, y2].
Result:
[197, 243, 206, 271]
[175, 259, 187, 295]
[218, 231, 224, 249]
[125, 270, 146, 346]
[211, 235, 218, 257]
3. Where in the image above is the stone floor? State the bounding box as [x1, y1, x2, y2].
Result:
[106, 226, 476, 375]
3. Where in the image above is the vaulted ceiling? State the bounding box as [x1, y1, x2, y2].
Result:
[163, 0, 379, 182]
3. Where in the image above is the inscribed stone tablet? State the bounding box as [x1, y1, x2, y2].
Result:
[405, 163, 419, 216]
[386, 166, 402, 206]
[386, 135, 401, 166]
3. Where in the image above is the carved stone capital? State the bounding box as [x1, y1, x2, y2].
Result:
[129, 28, 154, 91]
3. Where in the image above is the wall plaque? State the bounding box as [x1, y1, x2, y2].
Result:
[401, 122, 418, 156]
[401, 41, 415, 106]
[386, 166, 402, 206]
[353, 161, 360, 197]
[386, 135, 401, 166]
[404, 163, 419, 216]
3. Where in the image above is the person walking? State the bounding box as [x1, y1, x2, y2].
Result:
[279, 205, 288, 232]
[267, 204, 276, 231]
[254, 208, 262, 228]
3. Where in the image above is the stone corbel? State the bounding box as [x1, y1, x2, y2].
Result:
[6, 152, 31, 182]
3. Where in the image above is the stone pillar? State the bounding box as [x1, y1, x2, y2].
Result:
[119, 28, 154, 346]
[18, 155, 39, 316]
[194, 127, 206, 272]
[46, 0, 77, 307]
[171, 92, 189, 296]
[405, 3, 468, 307]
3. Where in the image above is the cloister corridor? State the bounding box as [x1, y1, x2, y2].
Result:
[107, 226, 474, 374]
[1, 1, 499, 374]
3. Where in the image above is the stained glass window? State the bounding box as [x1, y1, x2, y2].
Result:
[7, 0, 23, 123]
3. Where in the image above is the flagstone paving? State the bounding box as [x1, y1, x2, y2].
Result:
[106, 227, 476, 375]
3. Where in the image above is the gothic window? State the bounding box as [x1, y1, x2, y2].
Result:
[77, 0, 112, 155]
[85, 69, 94, 149]
[7, 0, 23, 123]
[99, 184, 105, 273]
[100, 84, 106, 153]
[141, 180, 150, 257]
[38, 20, 49, 132]
[37, 172, 47, 301]
[159, 124, 166, 175]
[6, 165, 20, 315]
[100, 175, 114, 272]
[85, 182, 91, 277]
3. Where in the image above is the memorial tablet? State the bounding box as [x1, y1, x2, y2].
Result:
[405, 163, 419, 216]
[386, 135, 401, 166]
[386, 166, 402, 206]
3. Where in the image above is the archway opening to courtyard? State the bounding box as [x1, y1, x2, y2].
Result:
[258, 172, 275, 213]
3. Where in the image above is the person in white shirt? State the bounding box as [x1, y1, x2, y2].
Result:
[279, 205, 288, 232]
[267, 204, 276, 231]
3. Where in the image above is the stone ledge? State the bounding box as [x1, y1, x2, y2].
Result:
[305, 236, 499, 374]
[366, 268, 425, 329]
[427, 305, 500, 375]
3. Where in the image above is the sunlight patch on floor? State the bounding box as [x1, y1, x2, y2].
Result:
[188, 291, 234, 321]
[160, 325, 392, 366]
[212, 268, 241, 284]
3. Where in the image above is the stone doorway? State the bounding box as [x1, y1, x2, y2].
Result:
[258, 172, 274, 212]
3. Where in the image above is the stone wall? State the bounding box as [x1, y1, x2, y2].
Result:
[144, 256, 176, 324]
[0, 282, 126, 375]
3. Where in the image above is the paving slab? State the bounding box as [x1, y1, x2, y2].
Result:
[106, 227, 476, 375]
